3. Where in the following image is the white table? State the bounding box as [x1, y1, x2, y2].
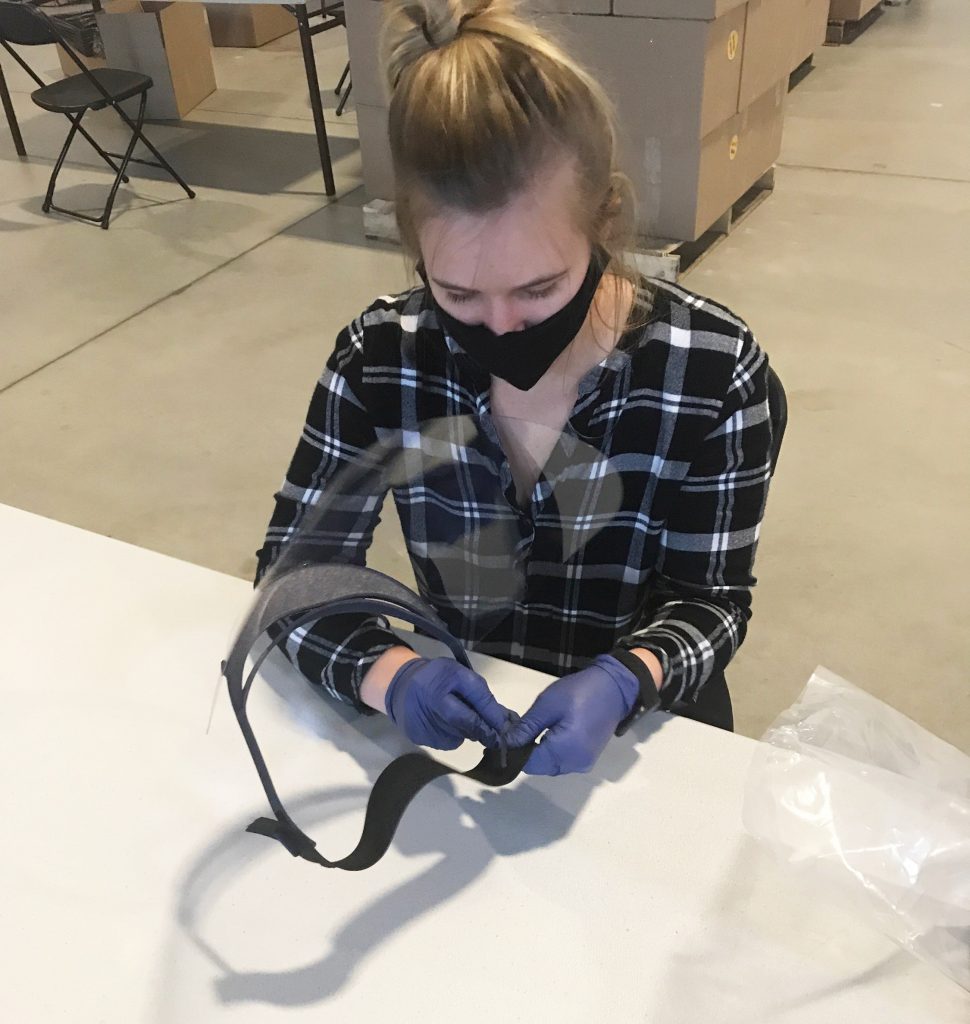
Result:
[2, 503, 967, 1022]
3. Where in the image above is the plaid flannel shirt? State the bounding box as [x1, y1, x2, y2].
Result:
[256, 278, 774, 714]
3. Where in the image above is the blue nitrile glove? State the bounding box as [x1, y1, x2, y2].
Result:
[385, 658, 512, 751]
[504, 655, 640, 776]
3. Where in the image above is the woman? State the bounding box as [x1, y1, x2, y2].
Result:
[257, 0, 774, 777]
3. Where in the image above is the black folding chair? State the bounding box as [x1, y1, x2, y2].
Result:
[0, 0, 194, 228]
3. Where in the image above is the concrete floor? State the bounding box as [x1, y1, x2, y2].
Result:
[1, 3, 967, 749]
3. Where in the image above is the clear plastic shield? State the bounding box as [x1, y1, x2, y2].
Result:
[223, 413, 625, 862]
[254, 413, 624, 659]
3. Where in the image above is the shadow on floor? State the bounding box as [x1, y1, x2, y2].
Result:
[2, 113, 358, 196]
[133, 119, 358, 196]
[280, 188, 402, 253]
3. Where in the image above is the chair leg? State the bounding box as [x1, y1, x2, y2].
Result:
[37, 79, 194, 225]
[335, 61, 350, 97]
[43, 107, 83, 213]
[106, 95, 195, 200]
[99, 92, 148, 229]
[1, 62, 26, 157]
[44, 100, 143, 227]
[335, 75, 352, 117]
[68, 112, 130, 183]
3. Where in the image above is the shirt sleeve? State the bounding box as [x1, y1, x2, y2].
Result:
[254, 316, 411, 714]
[617, 327, 773, 707]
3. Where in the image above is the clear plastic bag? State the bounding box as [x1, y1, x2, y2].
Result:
[742, 666, 970, 991]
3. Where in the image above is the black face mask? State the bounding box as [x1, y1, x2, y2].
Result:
[425, 251, 607, 392]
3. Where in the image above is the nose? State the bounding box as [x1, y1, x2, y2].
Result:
[483, 300, 526, 336]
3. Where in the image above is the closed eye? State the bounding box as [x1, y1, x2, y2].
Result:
[447, 282, 559, 305]
[440, 270, 569, 305]
[524, 283, 558, 301]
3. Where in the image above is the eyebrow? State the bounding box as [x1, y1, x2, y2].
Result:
[430, 270, 567, 295]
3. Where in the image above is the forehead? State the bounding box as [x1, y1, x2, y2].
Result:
[418, 159, 588, 288]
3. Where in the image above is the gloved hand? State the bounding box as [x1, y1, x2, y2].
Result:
[504, 655, 640, 776]
[385, 657, 513, 751]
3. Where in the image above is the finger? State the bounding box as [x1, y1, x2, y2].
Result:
[504, 696, 561, 746]
[521, 738, 561, 776]
[503, 717, 540, 748]
[429, 734, 463, 752]
[449, 672, 515, 734]
[438, 694, 503, 746]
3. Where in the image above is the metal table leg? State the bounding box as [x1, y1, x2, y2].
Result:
[1, 61, 26, 157]
[294, 5, 336, 196]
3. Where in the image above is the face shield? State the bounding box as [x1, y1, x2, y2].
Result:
[223, 414, 622, 870]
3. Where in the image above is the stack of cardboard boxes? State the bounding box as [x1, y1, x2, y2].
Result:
[347, 0, 828, 242]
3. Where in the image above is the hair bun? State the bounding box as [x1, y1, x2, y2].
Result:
[383, 0, 509, 89]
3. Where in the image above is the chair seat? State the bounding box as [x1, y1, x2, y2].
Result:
[32, 68, 152, 114]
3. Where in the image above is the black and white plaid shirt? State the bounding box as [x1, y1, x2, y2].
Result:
[256, 278, 774, 714]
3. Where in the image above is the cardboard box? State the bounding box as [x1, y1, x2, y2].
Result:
[791, 0, 829, 69]
[545, 10, 746, 140]
[691, 79, 785, 239]
[828, 0, 881, 21]
[739, 0, 829, 108]
[612, 0, 747, 17]
[96, 1, 216, 120]
[527, 13, 785, 239]
[740, 0, 791, 108]
[56, 44, 106, 78]
[699, 4, 747, 136]
[205, 4, 295, 48]
[345, 0, 386, 109]
[627, 79, 786, 241]
[356, 103, 395, 200]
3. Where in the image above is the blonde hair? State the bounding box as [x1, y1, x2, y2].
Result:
[381, 0, 653, 329]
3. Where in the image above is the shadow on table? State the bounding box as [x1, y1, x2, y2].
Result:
[174, 650, 667, 1009]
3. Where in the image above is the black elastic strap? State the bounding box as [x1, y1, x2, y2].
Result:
[224, 562, 536, 871]
[246, 743, 534, 872]
[610, 648, 662, 736]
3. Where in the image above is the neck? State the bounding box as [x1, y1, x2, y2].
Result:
[551, 273, 635, 387]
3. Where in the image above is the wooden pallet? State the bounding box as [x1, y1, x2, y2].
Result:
[631, 168, 776, 283]
[826, 3, 884, 45]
